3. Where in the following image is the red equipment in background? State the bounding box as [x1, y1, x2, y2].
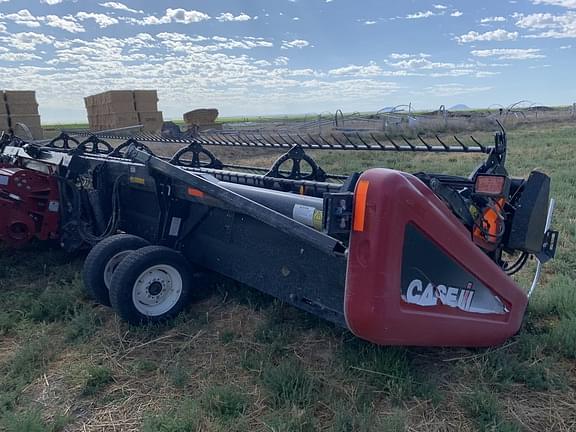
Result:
[0, 166, 60, 247]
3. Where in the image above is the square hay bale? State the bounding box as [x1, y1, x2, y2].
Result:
[98, 90, 135, 105]
[84, 91, 138, 119]
[0, 91, 6, 115]
[7, 103, 39, 115]
[84, 95, 97, 108]
[138, 111, 163, 131]
[87, 114, 99, 126]
[4, 90, 37, 105]
[88, 105, 121, 116]
[0, 114, 10, 131]
[89, 113, 140, 131]
[134, 90, 158, 112]
[183, 108, 219, 126]
[9, 114, 41, 130]
[104, 102, 137, 114]
[111, 112, 140, 125]
[86, 105, 103, 116]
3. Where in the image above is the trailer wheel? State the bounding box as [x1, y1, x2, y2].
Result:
[109, 246, 193, 325]
[83, 234, 150, 306]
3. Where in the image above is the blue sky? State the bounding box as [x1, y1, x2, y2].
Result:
[0, 0, 575, 122]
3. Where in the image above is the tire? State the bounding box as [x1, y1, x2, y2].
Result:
[109, 246, 194, 325]
[82, 234, 150, 306]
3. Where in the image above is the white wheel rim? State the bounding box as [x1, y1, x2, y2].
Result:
[132, 264, 183, 317]
[104, 251, 132, 290]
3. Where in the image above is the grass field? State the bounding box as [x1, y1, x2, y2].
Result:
[0, 122, 575, 431]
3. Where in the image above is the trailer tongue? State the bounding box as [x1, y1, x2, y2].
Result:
[0, 127, 558, 347]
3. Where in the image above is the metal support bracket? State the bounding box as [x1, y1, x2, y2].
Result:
[265, 145, 327, 182]
[169, 142, 223, 169]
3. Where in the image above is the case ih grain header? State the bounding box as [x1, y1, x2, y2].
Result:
[0, 125, 558, 347]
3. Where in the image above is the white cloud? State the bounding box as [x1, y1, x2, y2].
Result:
[99, 2, 143, 14]
[0, 9, 86, 32]
[76, 12, 119, 28]
[328, 64, 415, 77]
[389, 52, 430, 59]
[451, 11, 463, 17]
[481, 16, 507, 23]
[389, 53, 411, 59]
[0, 52, 41, 61]
[456, 29, 518, 43]
[156, 32, 207, 42]
[384, 52, 501, 78]
[470, 48, 545, 59]
[515, 11, 576, 38]
[406, 11, 436, 19]
[215, 12, 252, 22]
[329, 64, 383, 77]
[0, 9, 41, 28]
[154, 32, 272, 52]
[364, 20, 376, 25]
[163, 8, 210, 24]
[386, 53, 472, 71]
[0, 23, 6, 32]
[274, 56, 290, 66]
[40, 0, 64, 4]
[433, 4, 447, 9]
[135, 8, 211, 25]
[560, 43, 572, 47]
[0, 31, 54, 50]
[281, 39, 309, 48]
[533, 0, 576, 8]
[44, 14, 85, 32]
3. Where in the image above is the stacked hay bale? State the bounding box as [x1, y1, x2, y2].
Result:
[0, 90, 43, 139]
[84, 90, 163, 132]
[0, 92, 7, 134]
[183, 108, 220, 131]
[134, 90, 163, 132]
[84, 91, 138, 131]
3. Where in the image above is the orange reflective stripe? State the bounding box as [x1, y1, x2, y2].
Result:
[353, 180, 369, 232]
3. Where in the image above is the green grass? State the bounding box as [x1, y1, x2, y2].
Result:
[1, 410, 69, 432]
[462, 390, 521, 432]
[82, 365, 113, 396]
[1, 123, 575, 430]
[262, 359, 317, 408]
[142, 399, 201, 432]
[201, 385, 249, 421]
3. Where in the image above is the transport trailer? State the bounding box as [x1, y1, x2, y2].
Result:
[0, 127, 558, 347]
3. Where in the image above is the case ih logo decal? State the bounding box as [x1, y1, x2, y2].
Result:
[404, 279, 475, 311]
[401, 224, 508, 316]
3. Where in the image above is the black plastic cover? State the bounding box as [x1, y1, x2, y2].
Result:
[507, 170, 550, 253]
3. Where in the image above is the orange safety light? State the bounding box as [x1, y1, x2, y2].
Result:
[353, 180, 369, 232]
[187, 187, 205, 198]
[474, 175, 509, 197]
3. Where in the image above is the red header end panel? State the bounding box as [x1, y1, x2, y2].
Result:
[0, 167, 60, 247]
[345, 169, 528, 347]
